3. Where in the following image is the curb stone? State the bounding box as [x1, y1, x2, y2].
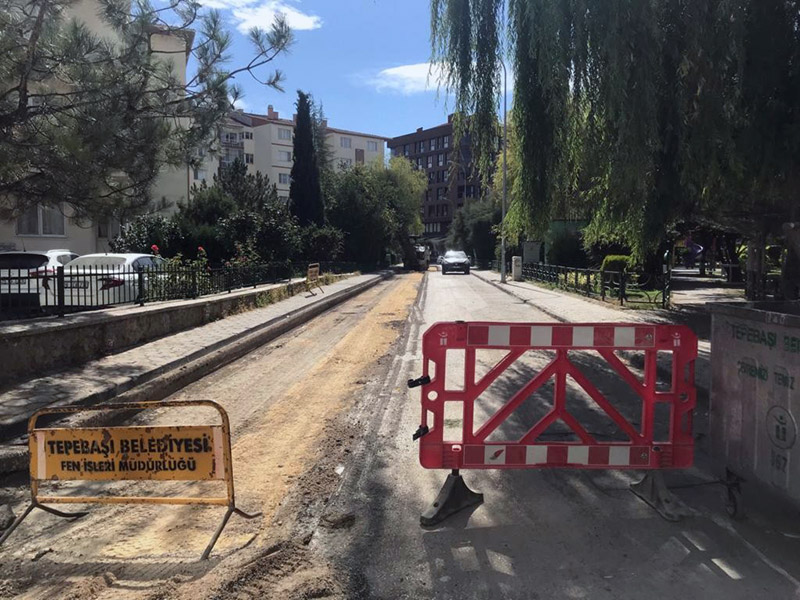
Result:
[0, 272, 393, 476]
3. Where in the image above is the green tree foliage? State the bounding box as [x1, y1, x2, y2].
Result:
[289, 90, 324, 226]
[327, 159, 425, 267]
[0, 0, 292, 222]
[448, 199, 501, 260]
[431, 0, 800, 276]
[109, 213, 181, 255]
[114, 160, 300, 263]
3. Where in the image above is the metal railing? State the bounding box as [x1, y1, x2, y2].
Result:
[0, 261, 358, 321]
[520, 263, 671, 308]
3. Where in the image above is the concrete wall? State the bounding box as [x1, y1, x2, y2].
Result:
[0, 275, 349, 388]
[710, 301, 800, 504]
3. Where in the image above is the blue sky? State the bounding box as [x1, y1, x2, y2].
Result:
[202, 0, 456, 139]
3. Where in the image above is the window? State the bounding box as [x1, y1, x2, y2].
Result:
[428, 205, 435, 217]
[279, 173, 290, 184]
[368, 140, 379, 152]
[428, 172, 435, 183]
[444, 135, 450, 148]
[245, 153, 254, 164]
[278, 150, 291, 162]
[193, 167, 207, 180]
[341, 158, 354, 168]
[16, 205, 65, 236]
[427, 155, 433, 168]
[437, 187, 446, 198]
[438, 153, 444, 166]
[417, 157, 423, 169]
[97, 218, 120, 239]
[341, 136, 352, 148]
[244, 131, 253, 140]
[279, 195, 289, 203]
[278, 128, 292, 140]
[442, 204, 449, 216]
[441, 170, 447, 182]
[403, 143, 409, 156]
[393, 147, 402, 157]
[430, 138, 437, 151]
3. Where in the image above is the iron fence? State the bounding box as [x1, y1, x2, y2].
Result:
[0, 261, 358, 321]
[520, 263, 671, 308]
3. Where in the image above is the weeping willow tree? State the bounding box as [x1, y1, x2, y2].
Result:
[432, 0, 800, 295]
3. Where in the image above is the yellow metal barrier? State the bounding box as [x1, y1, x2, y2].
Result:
[0, 400, 260, 560]
[306, 263, 324, 296]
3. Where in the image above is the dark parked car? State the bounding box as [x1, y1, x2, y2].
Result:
[441, 250, 470, 275]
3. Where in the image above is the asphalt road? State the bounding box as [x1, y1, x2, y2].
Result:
[318, 269, 800, 600]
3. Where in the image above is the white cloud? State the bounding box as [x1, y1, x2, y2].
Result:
[233, 2, 321, 33]
[199, 0, 322, 33]
[365, 62, 447, 95]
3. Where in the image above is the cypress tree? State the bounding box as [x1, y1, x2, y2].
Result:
[289, 91, 324, 226]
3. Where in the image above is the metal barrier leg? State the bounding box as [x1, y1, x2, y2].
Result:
[0, 501, 87, 547]
[201, 505, 263, 560]
[420, 469, 483, 527]
[630, 472, 695, 522]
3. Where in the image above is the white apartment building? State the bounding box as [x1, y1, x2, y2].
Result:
[0, 4, 192, 255]
[194, 105, 387, 201]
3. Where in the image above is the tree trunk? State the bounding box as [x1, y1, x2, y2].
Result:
[722, 236, 742, 283]
[746, 234, 765, 301]
[782, 223, 800, 300]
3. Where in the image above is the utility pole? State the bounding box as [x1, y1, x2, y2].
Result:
[500, 60, 508, 284]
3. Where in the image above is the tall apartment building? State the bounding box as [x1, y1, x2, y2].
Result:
[196, 106, 387, 201]
[387, 115, 481, 242]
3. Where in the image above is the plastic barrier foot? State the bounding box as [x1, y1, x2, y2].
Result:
[420, 470, 483, 527]
[630, 472, 694, 522]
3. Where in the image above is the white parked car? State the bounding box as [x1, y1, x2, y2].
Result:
[39, 253, 165, 308]
[0, 249, 79, 311]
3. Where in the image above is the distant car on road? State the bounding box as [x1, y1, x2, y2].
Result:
[441, 250, 470, 275]
[0, 249, 79, 311]
[39, 253, 165, 308]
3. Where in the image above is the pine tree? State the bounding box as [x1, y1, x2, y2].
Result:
[289, 91, 324, 227]
[0, 0, 292, 222]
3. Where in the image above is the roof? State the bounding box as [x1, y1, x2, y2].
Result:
[324, 126, 390, 142]
[242, 112, 388, 141]
[387, 121, 453, 146]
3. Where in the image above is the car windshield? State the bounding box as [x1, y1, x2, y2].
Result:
[445, 251, 467, 259]
[0, 254, 48, 270]
[67, 256, 127, 268]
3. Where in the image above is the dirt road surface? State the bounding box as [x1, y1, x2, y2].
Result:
[2, 268, 800, 600]
[0, 273, 422, 600]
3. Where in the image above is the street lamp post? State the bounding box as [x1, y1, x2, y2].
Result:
[500, 60, 508, 284]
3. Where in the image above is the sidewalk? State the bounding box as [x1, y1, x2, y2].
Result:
[0, 272, 389, 448]
[471, 269, 712, 395]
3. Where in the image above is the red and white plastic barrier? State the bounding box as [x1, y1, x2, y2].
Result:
[415, 321, 698, 471]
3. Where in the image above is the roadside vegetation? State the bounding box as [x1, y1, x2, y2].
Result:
[433, 0, 800, 299]
[113, 92, 426, 270]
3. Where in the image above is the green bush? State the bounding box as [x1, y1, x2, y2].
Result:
[547, 231, 588, 267]
[601, 254, 633, 273]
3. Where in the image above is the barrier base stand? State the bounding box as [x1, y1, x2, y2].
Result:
[420, 469, 483, 527]
[631, 472, 694, 522]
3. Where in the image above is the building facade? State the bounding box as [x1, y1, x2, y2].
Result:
[195, 106, 387, 202]
[387, 115, 481, 243]
[0, 6, 192, 255]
